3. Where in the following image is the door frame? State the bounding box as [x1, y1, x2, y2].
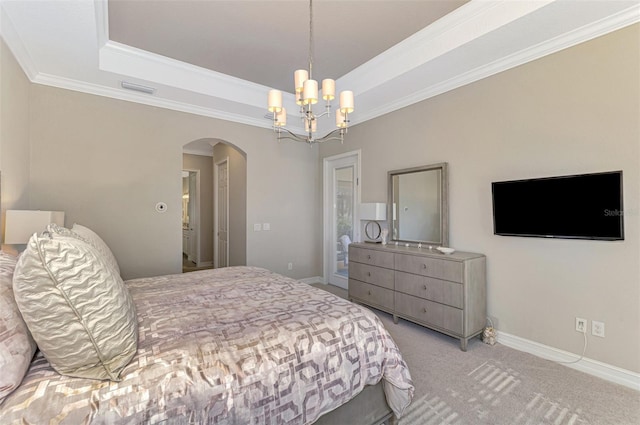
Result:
[183, 168, 201, 266]
[323, 150, 361, 288]
[214, 156, 230, 268]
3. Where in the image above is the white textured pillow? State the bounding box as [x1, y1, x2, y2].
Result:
[70, 223, 120, 275]
[13, 233, 137, 381]
[0, 251, 37, 402]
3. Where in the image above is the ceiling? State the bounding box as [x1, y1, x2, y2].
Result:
[1, 0, 638, 138]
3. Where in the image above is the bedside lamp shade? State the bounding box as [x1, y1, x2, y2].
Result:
[360, 203, 387, 221]
[4, 210, 65, 244]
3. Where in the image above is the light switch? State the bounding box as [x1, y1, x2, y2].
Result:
[253, 223, 262, 231]
[263, 223, 271, 231]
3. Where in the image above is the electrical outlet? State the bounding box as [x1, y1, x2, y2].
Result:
[575, 317, 587, 333]
[287, 262, 293, 270]
[592, 320, 605, 338]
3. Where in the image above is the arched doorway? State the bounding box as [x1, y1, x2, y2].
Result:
[182, 138, 247, 271]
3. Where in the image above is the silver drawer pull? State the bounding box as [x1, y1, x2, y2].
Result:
[367, 255, 371, 260]
[368, 290, 372, 296]
[367, 272, 371, 277]
[423, 285, 427, 290]
[422, 264, 427, 269]
[422, 307, 427, 313]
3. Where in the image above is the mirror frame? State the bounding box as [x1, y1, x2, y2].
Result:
[387, 162, 449, 247]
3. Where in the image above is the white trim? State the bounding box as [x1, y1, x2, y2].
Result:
[30, 73, 272, 130]
[323, 150, 361, 290]
[299, 276, 324, 285]
[0, 4, 38, 80]
[182, 169, 200, 266]
[214, 157, 230, 269]
[183, 147, 214, 157]
[352, 3, 640, 126]
[497, 331, 640, 391]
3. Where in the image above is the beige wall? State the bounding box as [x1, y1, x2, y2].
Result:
[183, 153, 214, 264]
[0, 40, 32, 240]
[213, 142, 247, 267]
[26, 84, 321, 280]
[321, 25, 640, 372]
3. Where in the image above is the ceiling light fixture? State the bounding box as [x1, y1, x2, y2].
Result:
[267, 0, 354, 145]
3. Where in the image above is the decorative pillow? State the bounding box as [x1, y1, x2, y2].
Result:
[13, 233, 137, 381]
[68, 223, 120, 275]
[0, 251, 37, 403]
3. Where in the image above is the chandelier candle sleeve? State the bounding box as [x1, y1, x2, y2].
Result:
[336, 110, 347, 128]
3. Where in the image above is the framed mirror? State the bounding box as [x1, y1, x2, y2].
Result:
[388, 163, 449, 246]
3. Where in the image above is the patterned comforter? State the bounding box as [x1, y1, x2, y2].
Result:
[1, 266, 413, 424]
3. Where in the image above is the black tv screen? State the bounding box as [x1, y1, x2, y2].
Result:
[492, 171, 624, 240]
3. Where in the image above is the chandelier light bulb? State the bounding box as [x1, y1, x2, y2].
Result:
[305, 118, 317, 133]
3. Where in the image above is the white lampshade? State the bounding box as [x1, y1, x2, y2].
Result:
[294, 69, 309, 93]
[305, 118, 317, 133]
[275, 107, 287, 126]
[267, 89, 282, 112]
[303, 79, 318, 105]
[4, 210, 65, 244]
[335, 109, 347, 128]
[322, 79, 335, 101]
[360, 203, 386, 221]
[339, 90, 354, 114]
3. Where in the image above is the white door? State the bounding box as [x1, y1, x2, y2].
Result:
[187, 171, 198, 263]
[215, 158, 229, 268]
[324, 151, 361, 289]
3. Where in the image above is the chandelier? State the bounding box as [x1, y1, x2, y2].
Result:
[267, 0, 354, 145]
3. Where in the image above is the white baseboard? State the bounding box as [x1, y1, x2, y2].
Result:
[497, 331, 640, 391]
[196, 261, 213, 267]
[299, 276, 324, 285]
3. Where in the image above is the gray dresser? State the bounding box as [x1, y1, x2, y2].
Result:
[348, 242, 486, 351]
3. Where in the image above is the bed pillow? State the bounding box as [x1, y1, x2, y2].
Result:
[69, 223, 120, 275]
[13, 233, 137, 381]
[0, 251, 37, 403]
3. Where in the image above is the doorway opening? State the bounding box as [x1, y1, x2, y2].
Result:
[182, 138, 247, 272]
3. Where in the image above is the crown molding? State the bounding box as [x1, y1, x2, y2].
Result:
[0, 3, 38, 80]
[352, 3, 640, 126]
[31, 72, 273, 131]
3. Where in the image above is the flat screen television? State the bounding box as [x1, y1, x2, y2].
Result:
[492, 171, 624, 240]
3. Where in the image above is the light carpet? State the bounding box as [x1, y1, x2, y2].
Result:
[311, 283, 640, 425]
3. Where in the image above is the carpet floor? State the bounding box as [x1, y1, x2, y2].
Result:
[311, 283, 640, 425]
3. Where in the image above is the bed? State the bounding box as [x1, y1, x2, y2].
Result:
[0, 226, 414, 424]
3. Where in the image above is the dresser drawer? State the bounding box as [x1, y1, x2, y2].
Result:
[349, 279, 394, 311]
[395, 293, 463, 334]
[349, 263, 394, 290]
[395, 253, 464, 283]
[350, 246, 394, 269]
[395, 271, 463, 308]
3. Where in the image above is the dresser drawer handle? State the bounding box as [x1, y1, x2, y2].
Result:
[422, 264, 427, 269]
[367, 255, 371, 260]
[368, 290, 372, 296]
[367, 272, 371, 277]
[423, 285, 427, 291]
[422, 307, 427, 313]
